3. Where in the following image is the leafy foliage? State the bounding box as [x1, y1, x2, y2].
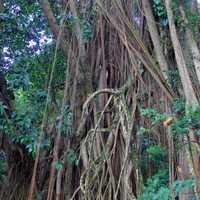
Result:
[138, 170, 170, 200]
[1, 0, 200, 199]
[67, 149, 79, 166]
[141, 99, 200, 137]
[166, 69, 181, 91]
[0, 160, 8, 184]
[139, 100, 200, 198]
[173, 179, 196, 197]
[172, 103, 200, 136]
[141, 108, 167, 127]
[54, 161, 64, 171]
[153, 0, 166, 18]
[139, 174, 198, 200]
[146, 145, 167, 163]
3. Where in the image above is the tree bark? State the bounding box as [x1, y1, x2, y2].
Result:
[179, 5, 200, 84]
[165, 0, 200, 198]
[165, 0, 198, 105]
[142, 0, 169, 80]
[190, 0, 198, 12]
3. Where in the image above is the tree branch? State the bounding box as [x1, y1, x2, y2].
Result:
[39, 0, 69, 56]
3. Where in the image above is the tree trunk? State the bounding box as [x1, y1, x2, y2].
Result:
[165, 0, 198, 105]
[165, 0, 200, 199]
[142, 0, 169, 80]
[179, 5, 200, 84]
[190, 0, 198, 13]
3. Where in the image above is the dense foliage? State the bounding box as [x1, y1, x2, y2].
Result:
[0, 0, 200, 199]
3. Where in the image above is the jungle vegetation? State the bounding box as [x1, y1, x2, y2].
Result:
[0, 0, 200, 199]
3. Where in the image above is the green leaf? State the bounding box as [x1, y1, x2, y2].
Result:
[54, 161, 63, 171]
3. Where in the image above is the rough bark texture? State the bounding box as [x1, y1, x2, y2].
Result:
[142, 0, 169, 80]
[165, 0, 197, 105]
[179, 5, 200, 84]
[165, 0, 200, 198]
